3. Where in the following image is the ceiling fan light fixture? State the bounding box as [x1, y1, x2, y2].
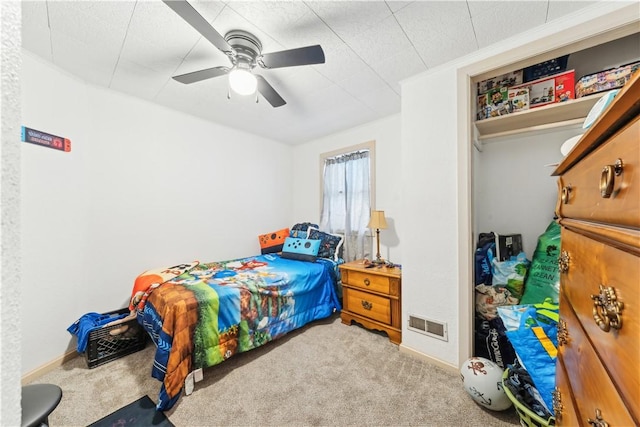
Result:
[228, 68, 257, 96]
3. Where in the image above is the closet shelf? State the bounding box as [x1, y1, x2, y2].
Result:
[475, 92, 605, 141]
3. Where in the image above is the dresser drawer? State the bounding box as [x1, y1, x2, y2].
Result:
[554, 356, 580, 426]
[556, 117, 640, 228]
[342, 269, 392, 295]
[344, 288, 391, 324]
[558, 290, 636, 426]
[560, 227, 640, 419]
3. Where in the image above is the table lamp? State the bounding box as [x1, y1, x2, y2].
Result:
[368, 210, 388, 264]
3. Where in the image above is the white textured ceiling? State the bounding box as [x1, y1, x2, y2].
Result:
[22, 0, 601, 145]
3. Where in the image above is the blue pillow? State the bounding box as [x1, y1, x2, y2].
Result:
[290, 222, 319, 239]
[281, 237, 320, 262]
[307, 227, 344, 261]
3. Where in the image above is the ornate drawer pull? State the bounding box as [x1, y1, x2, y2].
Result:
[558, 250, 570, 273]
[591, 285, 623, 332]
[361, 300, 372, 310]
[599, 158, 623, 199]
[552, 388, 563, 420]
[587, 408, 609, 427]
[363, 278, 370, 286]
[557, 319, 568, 346]
[561, 185, 572, 204]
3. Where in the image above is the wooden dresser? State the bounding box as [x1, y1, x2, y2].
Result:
[552, 73, 639, 426]
[339, 260, 401, 344]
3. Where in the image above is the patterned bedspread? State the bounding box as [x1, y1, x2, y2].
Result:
[135, 253, 341, 410]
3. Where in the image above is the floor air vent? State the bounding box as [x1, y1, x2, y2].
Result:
[408, 314, 448, 341]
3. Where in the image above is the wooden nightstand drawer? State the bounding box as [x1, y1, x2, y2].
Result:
[344, 288, 391, 324]
[342, 269, 391, 294]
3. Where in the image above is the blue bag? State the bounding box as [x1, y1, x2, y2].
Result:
[504, 305, 558, 414]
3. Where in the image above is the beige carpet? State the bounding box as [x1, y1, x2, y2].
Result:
[30, 314, 520, 426]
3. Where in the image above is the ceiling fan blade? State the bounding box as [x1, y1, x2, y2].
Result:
[162, 0, 234, 56]
[258, 45, 325, 69]
[256, 75, 286, 108]
[173, 66, 229, 84]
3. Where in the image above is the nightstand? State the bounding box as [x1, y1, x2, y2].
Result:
[339, 260, 402, 344]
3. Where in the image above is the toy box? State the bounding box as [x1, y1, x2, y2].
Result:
[511, 70, 575, 109]
[495, 234, 523, 261]
[523, 55, 569, 82]
[483, 87, 510, 118]
[507, 88, 529, 113]
[477, 70, 523, 95]
[576, 61, 640, 98]
[476, 93, 490, 120]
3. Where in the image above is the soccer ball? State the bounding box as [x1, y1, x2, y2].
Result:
[460, 357, 512, 411]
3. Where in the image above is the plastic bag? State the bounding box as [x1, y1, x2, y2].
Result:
[474, 232, 496, 285]
[520, 221, 561, 304]
[504, 305, 558, 414]
[492, 251, 530, 300]
[474, 315, 517, 369]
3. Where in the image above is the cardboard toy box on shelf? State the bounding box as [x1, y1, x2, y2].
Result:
[477, 70, 524, 95]
[507, 88, 530, 113]
[510, 70, 575, 109]
[575, 61, 640, 98]
[478, 87, 510, 119]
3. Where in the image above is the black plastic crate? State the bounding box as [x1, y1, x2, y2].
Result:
[85, 308, 147, 369]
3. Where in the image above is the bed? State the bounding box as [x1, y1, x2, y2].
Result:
[132, 248, 342, 411]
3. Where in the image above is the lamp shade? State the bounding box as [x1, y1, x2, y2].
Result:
[228, 68, 257, 96]
[367, 210, 388, 229]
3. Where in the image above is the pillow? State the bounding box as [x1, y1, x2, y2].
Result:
[307, 227, 344, 261]
[281, 237, 321, 262]
[290, 222, 319, 239]
[258, 228, 290, 254]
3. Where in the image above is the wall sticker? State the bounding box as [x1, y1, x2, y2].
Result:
[21, 126, 71, 152]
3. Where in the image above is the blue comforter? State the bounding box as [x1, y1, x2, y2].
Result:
[136, 253, 341, 410]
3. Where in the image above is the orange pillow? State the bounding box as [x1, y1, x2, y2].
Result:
[258, 228, 290, 254]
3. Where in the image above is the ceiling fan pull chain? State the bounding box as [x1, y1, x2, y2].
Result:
[227, 88, 231, 100]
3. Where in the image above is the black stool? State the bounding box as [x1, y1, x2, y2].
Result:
[21, 384, 62, 427]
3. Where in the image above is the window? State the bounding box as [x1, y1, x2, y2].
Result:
[320, 141, 375, 261]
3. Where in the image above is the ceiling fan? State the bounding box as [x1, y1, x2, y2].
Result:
[163, 0, 326, 108]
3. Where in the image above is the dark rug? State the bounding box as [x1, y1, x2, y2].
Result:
[87, 395, 174, 427]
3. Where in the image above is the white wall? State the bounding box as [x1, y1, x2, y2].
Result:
[292, 114, 402, 264]
[474, 127, 583, 257]
[21, 52, 292, 375]
[1, 2, 23, 425]
[400, 2, 638, 369]
[401, 67, 462, 364]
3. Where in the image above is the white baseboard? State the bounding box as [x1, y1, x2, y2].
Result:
[21, 350, 79, 385]
[399, 344, 458, 375]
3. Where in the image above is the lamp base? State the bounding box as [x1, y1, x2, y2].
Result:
[371, 257, 386, 266]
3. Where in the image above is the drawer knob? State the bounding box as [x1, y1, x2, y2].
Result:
[561, 185, 571, 204]
[599, 158, 623, 199]
[587, 408, 609, 427]
[361, 300, 372, 310]
[591, 285, 624, 332]
[363, 278, 370, 286]
[557, 318, 568, 346]
[558, 250, 570, 273]
[552, 388, 563, 420]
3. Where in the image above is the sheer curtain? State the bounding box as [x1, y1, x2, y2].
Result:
[320, 150, 370, 262]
